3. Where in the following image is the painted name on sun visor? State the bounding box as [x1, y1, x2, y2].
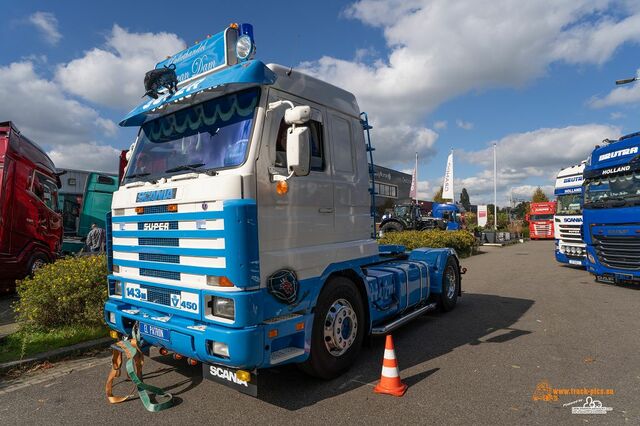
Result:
[156, 29, 234, 86]
[136, 188, 177, 203]
[598, 146, 638, 162]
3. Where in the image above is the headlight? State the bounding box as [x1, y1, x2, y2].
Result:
[212, 297, 235, 320]
[211, 341, 230, 358]
[236, 35, 254, 60]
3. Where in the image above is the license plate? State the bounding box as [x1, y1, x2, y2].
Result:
[203, 363, 258, 397]
[596, 275, 614, 283]
[139, 322, 170, 341]
[569, 260, 582, 265]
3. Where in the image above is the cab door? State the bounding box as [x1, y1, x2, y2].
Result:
[31, 171, 61, 253]
[256, 90, 335, 281]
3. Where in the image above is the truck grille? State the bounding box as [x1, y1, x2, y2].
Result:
[593, 235, 640, 270]
[140, 268, 181, 280]
[141, 284, 181, 306]
[534, 224, 552, 236]
[139, 238, 179, 246]
[558, 224, 582, 243]
[139, 253, 180, 263]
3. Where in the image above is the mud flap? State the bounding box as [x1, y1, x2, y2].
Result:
[202, 363, 258, 397]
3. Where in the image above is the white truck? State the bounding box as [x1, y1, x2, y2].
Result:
[554, 162, 586, 266]
[105, 23, 463, 396]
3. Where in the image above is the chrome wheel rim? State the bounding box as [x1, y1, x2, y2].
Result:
[445, 266, 457, 299]
[31, 259, 45, 274]
[323, 298, 358, 357]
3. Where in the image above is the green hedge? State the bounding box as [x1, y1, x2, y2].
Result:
[15, 255, 108, 330]
[378, 230, 478, 257]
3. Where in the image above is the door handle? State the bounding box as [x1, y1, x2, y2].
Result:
[319, 207, 334, 214]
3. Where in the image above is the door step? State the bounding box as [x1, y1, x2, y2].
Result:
[270, 347, 305, 365]
[371, 303, 437, 335]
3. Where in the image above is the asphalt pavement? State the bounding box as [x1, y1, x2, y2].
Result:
[1, 240, 639, 425]
[0, 295, 18, 339]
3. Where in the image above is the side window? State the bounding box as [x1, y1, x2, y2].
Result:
[32, 172, 58, 211]
[331, 116, 354, 173]
[275, 117, 326, 172]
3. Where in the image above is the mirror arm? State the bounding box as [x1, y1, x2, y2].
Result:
[267, 100, 295, 114]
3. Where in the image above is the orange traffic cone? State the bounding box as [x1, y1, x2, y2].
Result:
[374, 334, 407, 397]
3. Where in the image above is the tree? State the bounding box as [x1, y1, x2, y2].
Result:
[532, 187, 549, 202]
[433, 186, 445, 203]
[459, 188, 471, 211]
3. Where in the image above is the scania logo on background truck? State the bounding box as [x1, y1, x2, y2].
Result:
[136, 188, 177, 202]
[598, 146, 638, 162]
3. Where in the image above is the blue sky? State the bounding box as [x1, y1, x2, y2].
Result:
[2, 0, 640, 204]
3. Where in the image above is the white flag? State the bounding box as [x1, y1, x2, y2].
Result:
[477, 205, 488, 227]
[442, 151, 454, 200]
[409, 167, 416, 199]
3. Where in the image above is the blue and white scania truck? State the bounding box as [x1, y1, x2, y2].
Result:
[554, 163, 586, 266]
[104, 23, 463, 395]
[583, 132, 640, 284]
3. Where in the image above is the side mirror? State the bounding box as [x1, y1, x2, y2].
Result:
[285, 106, 311, 125]
[286, 126, 310, 176]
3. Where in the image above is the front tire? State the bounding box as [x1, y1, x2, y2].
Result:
[300, 277, 365, 379]
[27, 252, 49, 276]
[380, 221, 403, 235]
[438, 257, 460, 312]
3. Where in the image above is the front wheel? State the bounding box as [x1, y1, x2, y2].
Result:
[380, 221, 403, 236]
[299, 277, 365, 379]
[27, 252, 49, 276]
[438, 257, 460, 312]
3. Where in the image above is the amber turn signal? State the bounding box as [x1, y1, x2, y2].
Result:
[167, 204, 178, 212]
[135, 206, 144, 214]
[276, 181, 288, 195]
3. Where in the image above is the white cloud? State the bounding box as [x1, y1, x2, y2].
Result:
[301, 0, 640, 168]
[456, 119, 474, 130]
[28, 11, 62, 45]
[609, 111, 625, 119]
[0, 61, 99, 145]
[372, 124, 438, 167]
[433, 120, 447, 130]
[48, 143, 121, 173]
[456, 124, 620, 204]
[0, 61, 120, 171]
[56, 25, 185, 110]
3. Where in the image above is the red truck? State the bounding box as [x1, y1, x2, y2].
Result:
[0, 121, 62, 291]
[526, 202, 556, 240]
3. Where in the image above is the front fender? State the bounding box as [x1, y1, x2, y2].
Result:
[408, 247, 460, 295]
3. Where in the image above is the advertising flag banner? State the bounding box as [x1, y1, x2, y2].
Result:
[478, 205, 488, 227]
[442, 151, 454, 200]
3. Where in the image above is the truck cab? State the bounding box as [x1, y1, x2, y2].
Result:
[527, 202, 556, 240]
[432, 203, 462, 231]
[59, 171, 119, 253]
[104, 24, 462, 393]
[0, 121, 62, 290]
[554, 163, 586, 266]
[583, 132, 640, 284]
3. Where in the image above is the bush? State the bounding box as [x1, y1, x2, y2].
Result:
[15, 255, 108, 330]
[379, 230, 478, 257]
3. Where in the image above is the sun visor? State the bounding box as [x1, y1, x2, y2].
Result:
[119, 60, 277, 127]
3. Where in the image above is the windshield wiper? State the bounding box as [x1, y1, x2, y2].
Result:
[125, 172, 150, 179]
[165, 163, 217, 176]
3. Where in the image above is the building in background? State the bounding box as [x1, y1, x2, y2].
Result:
[370, 165, 412, 220]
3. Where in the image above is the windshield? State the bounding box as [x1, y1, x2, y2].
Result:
[394, 206, 410, 217]
[124, 88, 260, 183]
[530, 214, 553, 221]
[584, 170, 640, 208]
[556, 193, 582, 215]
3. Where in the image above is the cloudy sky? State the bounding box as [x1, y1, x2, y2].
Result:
[2, 1, 640, 205]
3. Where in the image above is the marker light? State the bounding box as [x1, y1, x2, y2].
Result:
[109, 330, 119, 339]
[236, 35, 254, 60]
[159, 348, 169, 356]
[276, 181, 288, 195]
[109, 312, 116, 324]
[268, 329, 278, 338]
[167, 204, 178, 212]
[187, 358, 199, 366]
[112, 264, 120, 274]
[113, 280, 122, 296]
[219, 276, 234, 287]
[135, 206, 144, 214]
[236, 370, 251, 382]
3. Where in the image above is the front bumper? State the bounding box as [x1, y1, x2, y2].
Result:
[586, 247, 640, 284]
[555, 251, 586, 267]
[105, 299, 310, 369]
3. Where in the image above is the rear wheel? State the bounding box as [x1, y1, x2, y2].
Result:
[380, 221, 403, 236]
[438, 256, 460, 312]
[300, 277, 365, 379]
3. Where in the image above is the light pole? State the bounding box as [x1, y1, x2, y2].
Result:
[493, 142, 497, 229]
